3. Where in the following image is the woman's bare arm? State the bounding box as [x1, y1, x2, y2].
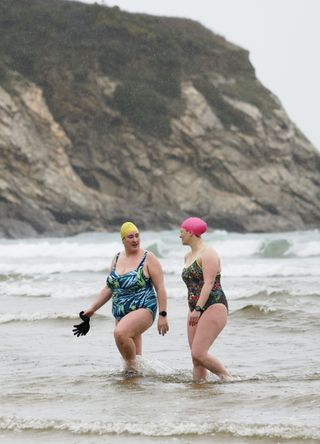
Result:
[146, 252, 167, 312]
[83, 286, 113, 317]
[83, 257, 116, 317]
[196, 247, 220, 309]
[146, 252, 169, 335]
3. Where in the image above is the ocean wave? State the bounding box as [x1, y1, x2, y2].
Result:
[216, 234, 320, 260]
[0, 240, 122, 259]
[230, 304, 320, 324]
[0, 312, 107, 324]
[304, 371, 320, 381]
[289, 393, 320, 407]
[257, 239, 291, 257]
[231, 304, 279, 316]
[0, 280, 98, 299]
[238, 290, 320, 302]
[1, 231, 320, 278]
[257, 238, 320, 259]
[1, 231, 319, 259]
[0, 262, 109, 275]
[212, 238, 261, 258]
[0, 273, 31, 282]
[145, 241, 170, 258]
[222, 262, 319, 278]
[237, 290, 291, 301]
[0, 415, 319, 439]
[290, 240, 320, 258]
[235, 372, 320, 384]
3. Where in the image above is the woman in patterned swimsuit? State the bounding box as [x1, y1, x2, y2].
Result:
[180, 217, 231, 382]
[83, 222, 169, 372]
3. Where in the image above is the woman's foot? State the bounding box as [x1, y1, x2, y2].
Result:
[218, 372, 233, 382]
[123, 359, 138, 373]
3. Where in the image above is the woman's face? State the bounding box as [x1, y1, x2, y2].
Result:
[180, 229, 192, 245]
[123, 231, 140, 250]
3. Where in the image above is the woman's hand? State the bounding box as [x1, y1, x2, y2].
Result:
[73, 311, 91, 337]
[158, 316, 169, 336]
[189, 309, 201, 327]
[83, 308, 95, 318]
[82, 287, 112, 317]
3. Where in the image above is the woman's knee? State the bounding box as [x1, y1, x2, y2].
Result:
[114, 326, 129, 344]
[191, 348, 207, 366]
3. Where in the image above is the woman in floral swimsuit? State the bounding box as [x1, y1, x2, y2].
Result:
[180, 217, 231, 382]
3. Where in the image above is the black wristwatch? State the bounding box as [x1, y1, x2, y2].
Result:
[159, 311, 167, 317]
[194, 305, 204, 313]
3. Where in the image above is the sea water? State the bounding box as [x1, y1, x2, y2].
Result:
[0, 230, 319, 443]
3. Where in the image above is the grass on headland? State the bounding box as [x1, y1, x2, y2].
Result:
[0, 0, 274, 137]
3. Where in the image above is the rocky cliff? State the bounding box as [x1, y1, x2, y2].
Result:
[0, 0, 319, 237]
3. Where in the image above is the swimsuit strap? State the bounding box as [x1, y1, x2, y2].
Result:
[113, 251, 147, 271]
[113, 252, 121, 270]
[193, 258, 221, 275]
[136, 250, 147, 270]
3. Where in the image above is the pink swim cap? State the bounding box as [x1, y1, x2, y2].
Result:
[181, 217, 207, 237]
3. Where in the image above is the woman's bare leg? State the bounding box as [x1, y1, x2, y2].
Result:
[115, 321, 142, 356]
[114, 309, 152, 371]
[133, 335, 142, 355]
[187, 311, 207, 380]
[191, 304, 230, 381]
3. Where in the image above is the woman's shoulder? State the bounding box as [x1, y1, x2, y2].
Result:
[110, 251, 121, 267]
[199, 245, 219, 262]
[145, 250, 157, 262]
[145, 250, 164, 271]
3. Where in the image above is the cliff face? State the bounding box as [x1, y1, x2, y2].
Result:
[0, 0, 319, 237]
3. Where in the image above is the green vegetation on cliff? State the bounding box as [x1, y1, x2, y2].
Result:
[0, 0, 257, 137]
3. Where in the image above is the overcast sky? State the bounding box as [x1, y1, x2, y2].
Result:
[80, 0, 320, 150]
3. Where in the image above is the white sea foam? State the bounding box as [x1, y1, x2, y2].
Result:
[0, 415, 319, 439]
[1, 231, 319, 277]
[0, 239, 121, 259]
[0, 312, 107, 324]
[0, 279, 98, 299]
[210, 231, 320, 259]
[0, 238, 120, 274]
[289, 240, 320, 257]
[135, 356, 174, 376]
[0, 260, 109, 275]
[223, 259, 319, 277]
[211, 238, 261, 258]
[0, 312, 71, 323]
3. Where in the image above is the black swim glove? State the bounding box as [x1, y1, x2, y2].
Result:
[72, 311, 90, 337]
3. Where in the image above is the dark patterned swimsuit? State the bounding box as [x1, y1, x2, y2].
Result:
[182, 259, 228, 312]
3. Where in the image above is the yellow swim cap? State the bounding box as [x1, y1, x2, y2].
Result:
[120, 221, 139, 240]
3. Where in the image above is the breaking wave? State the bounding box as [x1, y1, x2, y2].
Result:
[0, 312, 107, 324]
[231, 304, 279, 316]
[0, 415, 319, 440]
[257, 239, 291, 257]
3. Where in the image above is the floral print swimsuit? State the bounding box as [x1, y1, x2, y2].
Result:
[106, 251, 157, 321]
[182, 259, 228, 312]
